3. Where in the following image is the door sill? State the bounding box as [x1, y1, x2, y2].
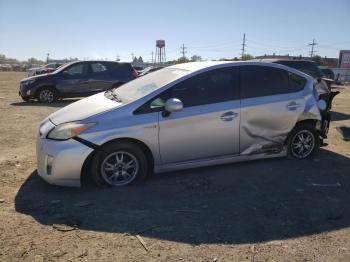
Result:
[155, 151, 286, 173]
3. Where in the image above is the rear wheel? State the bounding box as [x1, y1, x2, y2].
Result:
[91, 142, 148, 186]
[287, 124, 320, 159]
[37, 87, 57, 103]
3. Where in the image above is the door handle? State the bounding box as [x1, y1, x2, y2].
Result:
[220, 111, 238, 121]
[286, 102, 300, 110]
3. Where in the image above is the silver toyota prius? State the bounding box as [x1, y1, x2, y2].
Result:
[36, 61, 331, 187]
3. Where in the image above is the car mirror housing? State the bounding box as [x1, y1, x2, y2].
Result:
[163, 98, 183, 117]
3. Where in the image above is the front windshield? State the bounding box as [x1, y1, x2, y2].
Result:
[112, 68, 189, 102]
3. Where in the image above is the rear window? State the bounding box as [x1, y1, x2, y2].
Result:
[288, 72, 306, 91]
[111, 63, 133, 72]
[91, 62, 107, 73]
[241, 66, 306, 99]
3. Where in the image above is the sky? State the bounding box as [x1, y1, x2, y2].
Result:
[0, 0, 350, 62]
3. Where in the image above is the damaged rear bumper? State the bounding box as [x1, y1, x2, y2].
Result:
[318, 91, 340, 138]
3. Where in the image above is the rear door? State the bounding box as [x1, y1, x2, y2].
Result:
[239, 65, 306, 155]
[157, 66, 241, 164]
[57, 62, 90, 95]
[88, 62, 114, 92]
[110, 63, 136, 85]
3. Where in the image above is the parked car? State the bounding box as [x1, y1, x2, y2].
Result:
[36, 61, 332, 187]
[321, 68, 335, 80]
[19, 61, 138, 102]
[28, 63, 63, 77]
[138, 66, 163, 76]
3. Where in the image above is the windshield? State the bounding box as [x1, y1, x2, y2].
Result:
[111, 68, 189, 102]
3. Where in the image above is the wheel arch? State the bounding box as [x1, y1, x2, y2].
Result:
[80, 137, 155, 185]
[284, 119, 321, 146]
[34, 84, 60, 99]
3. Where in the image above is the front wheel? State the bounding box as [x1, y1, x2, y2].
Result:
[21, 96, 31, 102]
[91, 142, 148, 186]
[37, 88, 57, 103]
[287, 124, 320, 159]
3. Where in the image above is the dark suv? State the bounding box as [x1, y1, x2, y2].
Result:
[19, 61, 138, 103]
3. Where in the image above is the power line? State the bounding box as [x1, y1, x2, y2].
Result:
[241, 33, 246, 59]
[309, 39, 318, 57]
[180, 44, 187, 58]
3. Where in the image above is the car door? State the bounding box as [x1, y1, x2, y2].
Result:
[239, 65, 306, 155]
[157, 67, 240, 164]
[88, 62, 114, 92]
[57, 62, 90, 95]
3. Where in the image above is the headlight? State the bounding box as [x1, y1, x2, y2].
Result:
[22, 79, 37, 86]
[47, 122, 96, 140]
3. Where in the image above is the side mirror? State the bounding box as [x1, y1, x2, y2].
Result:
[163, 98, 183, 117]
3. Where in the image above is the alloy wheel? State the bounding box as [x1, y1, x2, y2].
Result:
[291, 130, 315, 159]
[100, 151, 139, 186]
[39, 89, 54, 103]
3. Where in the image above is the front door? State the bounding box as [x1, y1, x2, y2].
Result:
[57, 62, 90, 96]
[158, 67, 240, 164]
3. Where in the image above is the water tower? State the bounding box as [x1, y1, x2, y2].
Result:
[155, 40, 166, 64]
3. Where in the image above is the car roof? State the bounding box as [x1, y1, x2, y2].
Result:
[252, 58, 316, 64]
[66, 60, 131, 65]
[169, 60, 312, 76]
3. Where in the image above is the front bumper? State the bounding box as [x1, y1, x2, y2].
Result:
[36, 130, 93, 187]
[19, 83, 33, 98]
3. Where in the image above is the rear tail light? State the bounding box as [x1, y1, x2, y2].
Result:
[132, 70, 139, 78]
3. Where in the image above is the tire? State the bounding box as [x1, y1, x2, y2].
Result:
[21, 96, 30, 102]
[287, 124, 320, 159]
[37, 87, 57, 103]
[91, 141, 148, 187]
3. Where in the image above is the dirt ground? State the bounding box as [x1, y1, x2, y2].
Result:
[0, 71, 350, 262]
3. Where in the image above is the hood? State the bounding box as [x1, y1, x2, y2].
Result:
[49, 92, 122, 125]
[20, 73, 53, 82]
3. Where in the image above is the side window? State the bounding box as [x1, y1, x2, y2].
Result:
[241, 66, 290, 98]
[166, 67, 239, 108]
[134, 67, 239, 114]
[91, 63, 108, 74]
[63, 63, 88, 77]
[288, 72, 306, 91]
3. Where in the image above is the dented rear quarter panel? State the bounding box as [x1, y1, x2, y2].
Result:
[240, 78, 321, 155]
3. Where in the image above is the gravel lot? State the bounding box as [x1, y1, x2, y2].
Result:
[0, 71, 350, 261]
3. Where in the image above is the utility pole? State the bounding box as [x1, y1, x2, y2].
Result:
[309, 39, 318, 57]
[46, 53, 50, 63]
[180, 44, 187, 59]
[241, 33, 246, 60]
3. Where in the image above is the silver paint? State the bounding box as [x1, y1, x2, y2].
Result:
[36, 61, 323, 187]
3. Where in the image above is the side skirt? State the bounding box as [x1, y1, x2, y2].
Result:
[154, 151, 287, 174]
